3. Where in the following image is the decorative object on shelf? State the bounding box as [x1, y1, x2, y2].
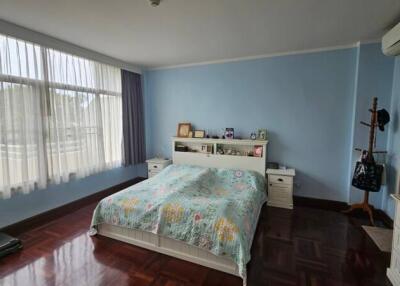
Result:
[175, 144, 189, 152]
[188, 131, 193, 138]
[250, 132, 257, 140]
[212, 135, 219, 139]
[253, 145, 263, 157]
[343, 97, 388, 226]
[177, 123, 192, 138]
[200, 144, 210, 153]
[194, 130, 206, 138]
[257, 129, 267, 140]
[225, 128, 234, 139]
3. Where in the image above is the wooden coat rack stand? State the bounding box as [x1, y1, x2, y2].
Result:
[343, 97, 385, 226]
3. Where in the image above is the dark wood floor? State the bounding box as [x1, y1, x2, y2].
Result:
[0, 202, 393, 286]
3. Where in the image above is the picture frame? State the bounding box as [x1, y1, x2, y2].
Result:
[194, 130, 205, 138]
[253, 145, 263, 157]
[224, 128, 234, 139]
[177, 123, 192, 138]
[257, 129, 267, 140]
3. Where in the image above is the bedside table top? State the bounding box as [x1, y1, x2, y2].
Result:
[146, 157, 172, 164]
[266, 168, 295, 177]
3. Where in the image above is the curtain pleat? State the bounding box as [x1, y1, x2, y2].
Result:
[0, 34, 123, 199]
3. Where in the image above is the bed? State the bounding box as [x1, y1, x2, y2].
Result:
[90, 138, 268, 285]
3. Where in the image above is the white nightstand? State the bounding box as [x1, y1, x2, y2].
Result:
[266, 169, 296, 209]
[146, 158, 172, 178]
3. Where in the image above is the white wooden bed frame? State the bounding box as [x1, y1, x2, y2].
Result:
[97, 137, 268, 277]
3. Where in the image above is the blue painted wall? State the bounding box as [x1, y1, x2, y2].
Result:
[0, 164, 147, 228]
[385, 57, 400, 218]
[145, 48, 358, 202]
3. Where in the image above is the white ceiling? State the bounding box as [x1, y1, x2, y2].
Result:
[0, 0, 399, 68]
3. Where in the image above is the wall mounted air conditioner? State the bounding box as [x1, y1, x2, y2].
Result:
[382, 22, 400, 56]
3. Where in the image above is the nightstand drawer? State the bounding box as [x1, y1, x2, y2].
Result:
[268, 187, 292, 201]
[148, 170, 160, 178]
[269, 175, 293, 185]
[148, 163, 165, 170]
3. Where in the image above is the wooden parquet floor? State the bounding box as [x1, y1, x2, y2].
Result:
[0, 202, 393, 286]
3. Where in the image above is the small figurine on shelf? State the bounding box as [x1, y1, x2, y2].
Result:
[257, 129, 267, 140]
[225, 128, 234, 139]
[250, 132, 257, 140]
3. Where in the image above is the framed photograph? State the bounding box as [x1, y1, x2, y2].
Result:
[194, 130, 205, 138]
[253, 145, 263, 157]
[225, 128, 234, 139]
[257, 129, 267, 140]
[177, 123, 192, 138]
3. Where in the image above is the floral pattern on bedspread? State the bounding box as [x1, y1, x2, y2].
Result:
[90, 164, 266, 281]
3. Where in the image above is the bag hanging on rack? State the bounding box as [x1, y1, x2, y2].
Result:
[351, 156, 383, 192]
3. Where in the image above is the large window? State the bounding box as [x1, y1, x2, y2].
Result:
[0, 34, 123, 198]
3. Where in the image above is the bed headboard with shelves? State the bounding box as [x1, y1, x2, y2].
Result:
[172, 137, 268, 176]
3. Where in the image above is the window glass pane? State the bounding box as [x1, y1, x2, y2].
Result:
[46, 88, 100, 179]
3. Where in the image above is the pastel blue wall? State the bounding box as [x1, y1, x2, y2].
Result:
[145, 49, 358, 202]
[348, 44, 395, 209]
[385, 57, 400, 218]
[0, 164, 147, 228]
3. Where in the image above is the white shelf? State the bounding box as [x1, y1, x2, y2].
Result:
[172, 137, 268, 176]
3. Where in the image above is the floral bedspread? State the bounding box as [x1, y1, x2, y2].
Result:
[90, 164, 266, 281]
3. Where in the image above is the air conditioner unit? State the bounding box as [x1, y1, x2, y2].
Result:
[382, 22, 400, 56]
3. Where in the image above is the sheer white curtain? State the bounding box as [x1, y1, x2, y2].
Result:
[0, 36, 47, 198]
[0, 34, 123, 199]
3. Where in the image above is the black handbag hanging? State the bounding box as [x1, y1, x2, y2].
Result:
[352, 157, 383, 192]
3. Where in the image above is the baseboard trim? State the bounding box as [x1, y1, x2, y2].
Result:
[293, 195, 394, 228]
[293, 195, 349, 211]
[1, 177, 146, 236]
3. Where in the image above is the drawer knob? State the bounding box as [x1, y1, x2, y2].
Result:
[278, 178, 283, 182]
[153, 165, 158, 168]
